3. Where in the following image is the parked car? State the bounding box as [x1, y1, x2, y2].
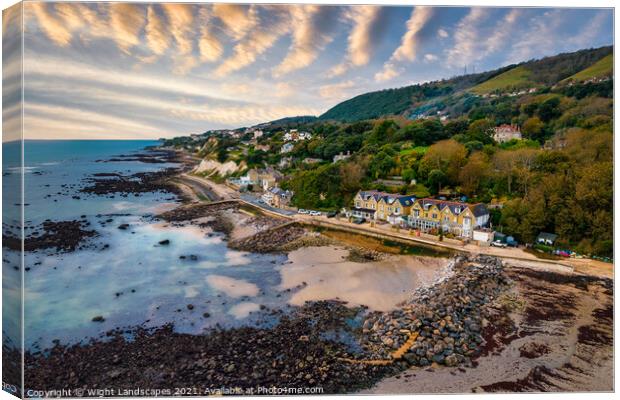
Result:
[298, 209, 308, 214]
[352, 217, 366, 224]
[326, 211, 337, 218]
[309, 210, 322, 216]
[490, 240, 507, 248]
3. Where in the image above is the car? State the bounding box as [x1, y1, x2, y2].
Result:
[309, 210, 322, 216]
[298, 209, 308, 214]
[352, 217, 366, 224]
[490, 240, 507, 248]
[326, 211, 337, 218]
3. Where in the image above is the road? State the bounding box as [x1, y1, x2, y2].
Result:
[180, 173, 612, 277]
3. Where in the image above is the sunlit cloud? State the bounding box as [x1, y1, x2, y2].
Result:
[319, 80, 356, 101]
[212, 3, 258, 41]
[16, 4, 613, 139]
[329, 6, 387, 77]
[375, 6, 434, 81]
[145, 5, 170, 56]
[198, 7, 223, 63]
[272, 5, 341, 77]
[28, 2, 73, 46]
[109, 3, 145, 54]
[215, 6, 290, 77]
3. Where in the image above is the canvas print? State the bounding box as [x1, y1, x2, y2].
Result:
[1, 1, 614, 397]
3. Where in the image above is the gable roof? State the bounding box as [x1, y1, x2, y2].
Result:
[537, 232, 558, 241]
[416, 198, 488, 216]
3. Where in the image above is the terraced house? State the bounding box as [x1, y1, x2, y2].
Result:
[377, 194, 416, 224]
[351, 190, 416, 223]
[409, 199, 490, 238]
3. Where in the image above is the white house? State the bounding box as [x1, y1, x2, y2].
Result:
[280, 143, 294, 153]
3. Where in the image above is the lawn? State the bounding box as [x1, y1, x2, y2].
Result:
[470, 65, 534, 94]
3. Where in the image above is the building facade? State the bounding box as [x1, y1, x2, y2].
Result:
[493, 124, 522, 143]
[409, 198, 489, 238]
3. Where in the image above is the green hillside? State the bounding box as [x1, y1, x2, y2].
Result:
[319, 46, 612, 122]
[470, 66, 534, 94]
[564, 54, 613, 82]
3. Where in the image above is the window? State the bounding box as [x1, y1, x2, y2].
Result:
[395, 207, 401, 214]
[414, 210, 419, 217]
[432, 213, 437, 219]
[356, 201, 361, 207]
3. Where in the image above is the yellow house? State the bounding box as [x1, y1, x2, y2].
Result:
[409, 198, 489, 238]
[377, 194, 416, 222]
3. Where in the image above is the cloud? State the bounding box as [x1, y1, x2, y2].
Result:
[198, 7, 224, 63]
[329, 6, 387, 77]
[505, 10, 565, 64]
[161, 3, 194, 55]
[424, 53, 438, 62]
[212, 4, 258, 41]
[318, 80, 355, 100]
[24, 103, 168, 140]
[272, 5, 341, 77]
[28, 2, 73, 46]
[437, 28, 448, 38]
[214, 6, 290, 77]
[445, 7, 491, 67]
[109, 3, 145, 54]
[145, 5, 170, 56]
[375, 6, 434, 81]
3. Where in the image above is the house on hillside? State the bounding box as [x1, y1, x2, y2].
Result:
[537, 232, 558, 246]
[409, 198, 490, 238]
[247, 167, 283, 191]
[284, 129, 312, 142]
[493, 124, 522, 143]
[333, 151, 351, 163]
[280, 143, 294, 154]
[262, 187, 293, 208]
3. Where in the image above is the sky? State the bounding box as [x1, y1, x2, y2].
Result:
[1, 2, 614, 140]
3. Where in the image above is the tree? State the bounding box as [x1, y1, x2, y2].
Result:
[428, 169, 447, 194]
[466, 118, 494, 144]
[419, 139, 467, 184]
[458, 152, 489, 196]
[521, 117, 544, 140]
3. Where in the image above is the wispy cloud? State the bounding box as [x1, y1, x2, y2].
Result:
[329, 6, 387, 77]
[375, 6, 434, 81]
[319, 80, 356, 101]
[214, 6, 290, 77]
[445, 7, 491, 68]
[212, 4, 258, 41]
[145, 5, 170, 56]
[272, 5, 341, 77]
[109, 4, 145, 55]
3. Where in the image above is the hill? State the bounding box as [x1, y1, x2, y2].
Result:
[319, 46, 612, 122]
[470, 65, 533, 94]
[563, 54, 613, 82]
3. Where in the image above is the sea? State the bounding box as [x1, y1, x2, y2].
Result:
[2, 140, 288, 350]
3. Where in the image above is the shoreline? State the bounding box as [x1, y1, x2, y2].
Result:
[15, 146, 614, 395]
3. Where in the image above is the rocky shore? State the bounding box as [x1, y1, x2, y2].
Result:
[80, 168, 183, 198]
[359, 255, 510, 367]
[23, 255, 518, 395]
[3, 219, 97, 253]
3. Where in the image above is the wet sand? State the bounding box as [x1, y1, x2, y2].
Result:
[280, 246, 451, 311]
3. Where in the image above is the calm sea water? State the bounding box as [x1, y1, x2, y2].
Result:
[3, 140, 287, 349]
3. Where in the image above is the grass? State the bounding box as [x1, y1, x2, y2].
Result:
[563, 54, 613, 82]
[470, 66, 534, 94]
[399, 146, 429, 156]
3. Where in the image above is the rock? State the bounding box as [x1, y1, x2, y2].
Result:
[187, 304, 194, 310]
[202, 312, 210, 318]
[92, 316, 105, 322]
[118, 224, 129, 230]
[158, 239, 170, 245]
[444, 354, 459, 367]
